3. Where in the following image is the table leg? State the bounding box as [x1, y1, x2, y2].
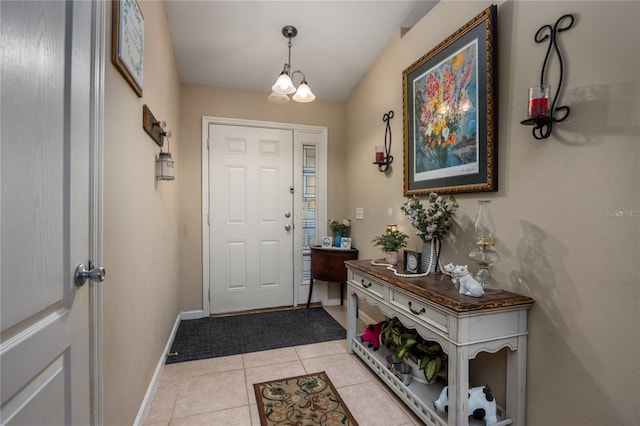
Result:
[506, 335, 528, 426]
[346, 288, 357, 354]
[306, 276, 314, 308]
[447, 343, 470, 426]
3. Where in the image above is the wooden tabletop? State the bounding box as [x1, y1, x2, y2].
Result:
[345, 259, 535, 313]
[311, 246, 358, 252]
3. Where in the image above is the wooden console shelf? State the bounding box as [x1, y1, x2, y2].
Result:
[345, 259, 534, 426]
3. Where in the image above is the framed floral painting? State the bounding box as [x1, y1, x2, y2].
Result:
[403, 5, 497, 195]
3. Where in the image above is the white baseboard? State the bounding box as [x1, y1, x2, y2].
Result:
[181, 310, 205, 320]
[325, 297, 342, 306]
[357, 309, 376, 326]
[133, 313, 182, 426]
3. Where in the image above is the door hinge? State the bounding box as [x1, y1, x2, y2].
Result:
[207, 212, 210, 225]
[207, 138, 211, 149]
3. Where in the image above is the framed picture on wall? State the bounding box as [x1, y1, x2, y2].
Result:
[112, 0, 144, 97]
[403, 5, 498, 195]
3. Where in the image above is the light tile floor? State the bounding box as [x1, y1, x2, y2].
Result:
[143, 305, 423, 426]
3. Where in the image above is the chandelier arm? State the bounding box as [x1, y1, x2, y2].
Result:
[290, 70, 307, 84]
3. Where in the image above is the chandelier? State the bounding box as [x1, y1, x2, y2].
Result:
[268, 26, 316, 103]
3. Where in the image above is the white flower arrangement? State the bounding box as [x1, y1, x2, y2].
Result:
[401, 193, 458, 241]
[328, 218, 351, 235]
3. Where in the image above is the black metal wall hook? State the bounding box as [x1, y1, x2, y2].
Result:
[374, 110, 394, 172]
[521, 14, 575, 140]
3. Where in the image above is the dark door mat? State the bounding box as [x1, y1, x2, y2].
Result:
[166, 307, 346, 364]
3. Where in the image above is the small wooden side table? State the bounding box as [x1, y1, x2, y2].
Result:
[306, 246, 359, 308]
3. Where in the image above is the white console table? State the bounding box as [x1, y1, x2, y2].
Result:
[345, 260, 534, 426]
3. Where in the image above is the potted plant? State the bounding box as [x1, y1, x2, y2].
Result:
[372, 228, 408, 265]
[328, 218, 351, 247]
[382, 318, 448, 384]
[409, 339, 448, 384]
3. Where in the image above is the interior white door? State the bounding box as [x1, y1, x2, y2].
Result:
[1, 1, 96, 424]
[209, 124, 294, 313]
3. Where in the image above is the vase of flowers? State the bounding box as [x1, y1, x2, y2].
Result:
[401, 193, 458, 273]
[328, 218, 351, 247]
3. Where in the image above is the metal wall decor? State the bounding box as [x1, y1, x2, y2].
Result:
[520, 14, 575, 139]
[374, 111, 394, 172]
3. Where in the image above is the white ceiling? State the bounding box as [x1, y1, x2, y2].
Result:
[165, 1, 437, 102]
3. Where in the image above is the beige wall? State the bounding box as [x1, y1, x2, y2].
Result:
[346, 1, 639, 425]
[100, 0, 639, 424]
[103, 1, 182, 424]
[177, 84, 346, 310]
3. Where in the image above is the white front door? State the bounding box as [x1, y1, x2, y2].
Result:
[209, 125, 294, 314]
[1, 1, 101, 424]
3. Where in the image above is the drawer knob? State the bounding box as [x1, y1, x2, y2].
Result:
[361, 279, 372, 288]
[407, 301, 425, 315]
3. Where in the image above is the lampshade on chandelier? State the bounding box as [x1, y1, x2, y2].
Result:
[268, 25, 316, 103]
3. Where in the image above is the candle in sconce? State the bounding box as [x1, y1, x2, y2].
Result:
[528, 84, 550, 118]
[375, 145, 384, 162]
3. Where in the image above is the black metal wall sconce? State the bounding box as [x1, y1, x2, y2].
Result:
[374, 110, 394, 172]
[520, 14, 575, 140]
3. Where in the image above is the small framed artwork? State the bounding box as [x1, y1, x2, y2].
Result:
[403, 5, 497, 195]
[404, 250, 422, 274]
[321, 236, 333, 248]
[112, 0, 144, 97]
[340, 238, 352, 250]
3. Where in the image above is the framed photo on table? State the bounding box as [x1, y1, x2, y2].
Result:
[403, 5, 497, 195]
[404, 250, 422, 274]
[340, 238, 352, 250]
[112, 0, 144, 97]
[321, 236, 333, 248]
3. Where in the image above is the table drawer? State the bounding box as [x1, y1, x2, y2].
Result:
[389, 289, 449, 335]
[349, 270, 385, 298]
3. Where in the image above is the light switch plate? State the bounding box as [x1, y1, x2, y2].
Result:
[355, 207, 365, 220]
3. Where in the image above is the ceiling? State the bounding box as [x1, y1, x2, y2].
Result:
[165, 1, 438, 102]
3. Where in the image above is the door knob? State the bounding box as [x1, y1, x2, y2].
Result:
[284, 224, 292, 231]
[74, 262, 106, 287]
[284, 211, 291, 218]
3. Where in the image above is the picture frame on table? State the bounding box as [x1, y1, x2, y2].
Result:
[403, 5, 498, 195]
[112, 0, 144, 97]
[340, 238, 352, 250]
[404, 250, 422, 274]
[321, 236, 333, 248]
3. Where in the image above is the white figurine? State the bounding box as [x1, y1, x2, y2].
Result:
[433, 385, 498, 425]
[443, 263, 457, 284]
[455, 265, 484, 297]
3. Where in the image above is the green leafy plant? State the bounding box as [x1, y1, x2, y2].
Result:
[372, 229, 409, 252]
[381, 318, 447, 383]
[411, 340, 448, 383]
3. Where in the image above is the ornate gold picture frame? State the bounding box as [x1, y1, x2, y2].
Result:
[403, 5, 497, 195]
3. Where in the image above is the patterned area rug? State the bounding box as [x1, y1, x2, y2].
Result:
[167, 308, 346, 364]
[254, 371, 358, 426]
